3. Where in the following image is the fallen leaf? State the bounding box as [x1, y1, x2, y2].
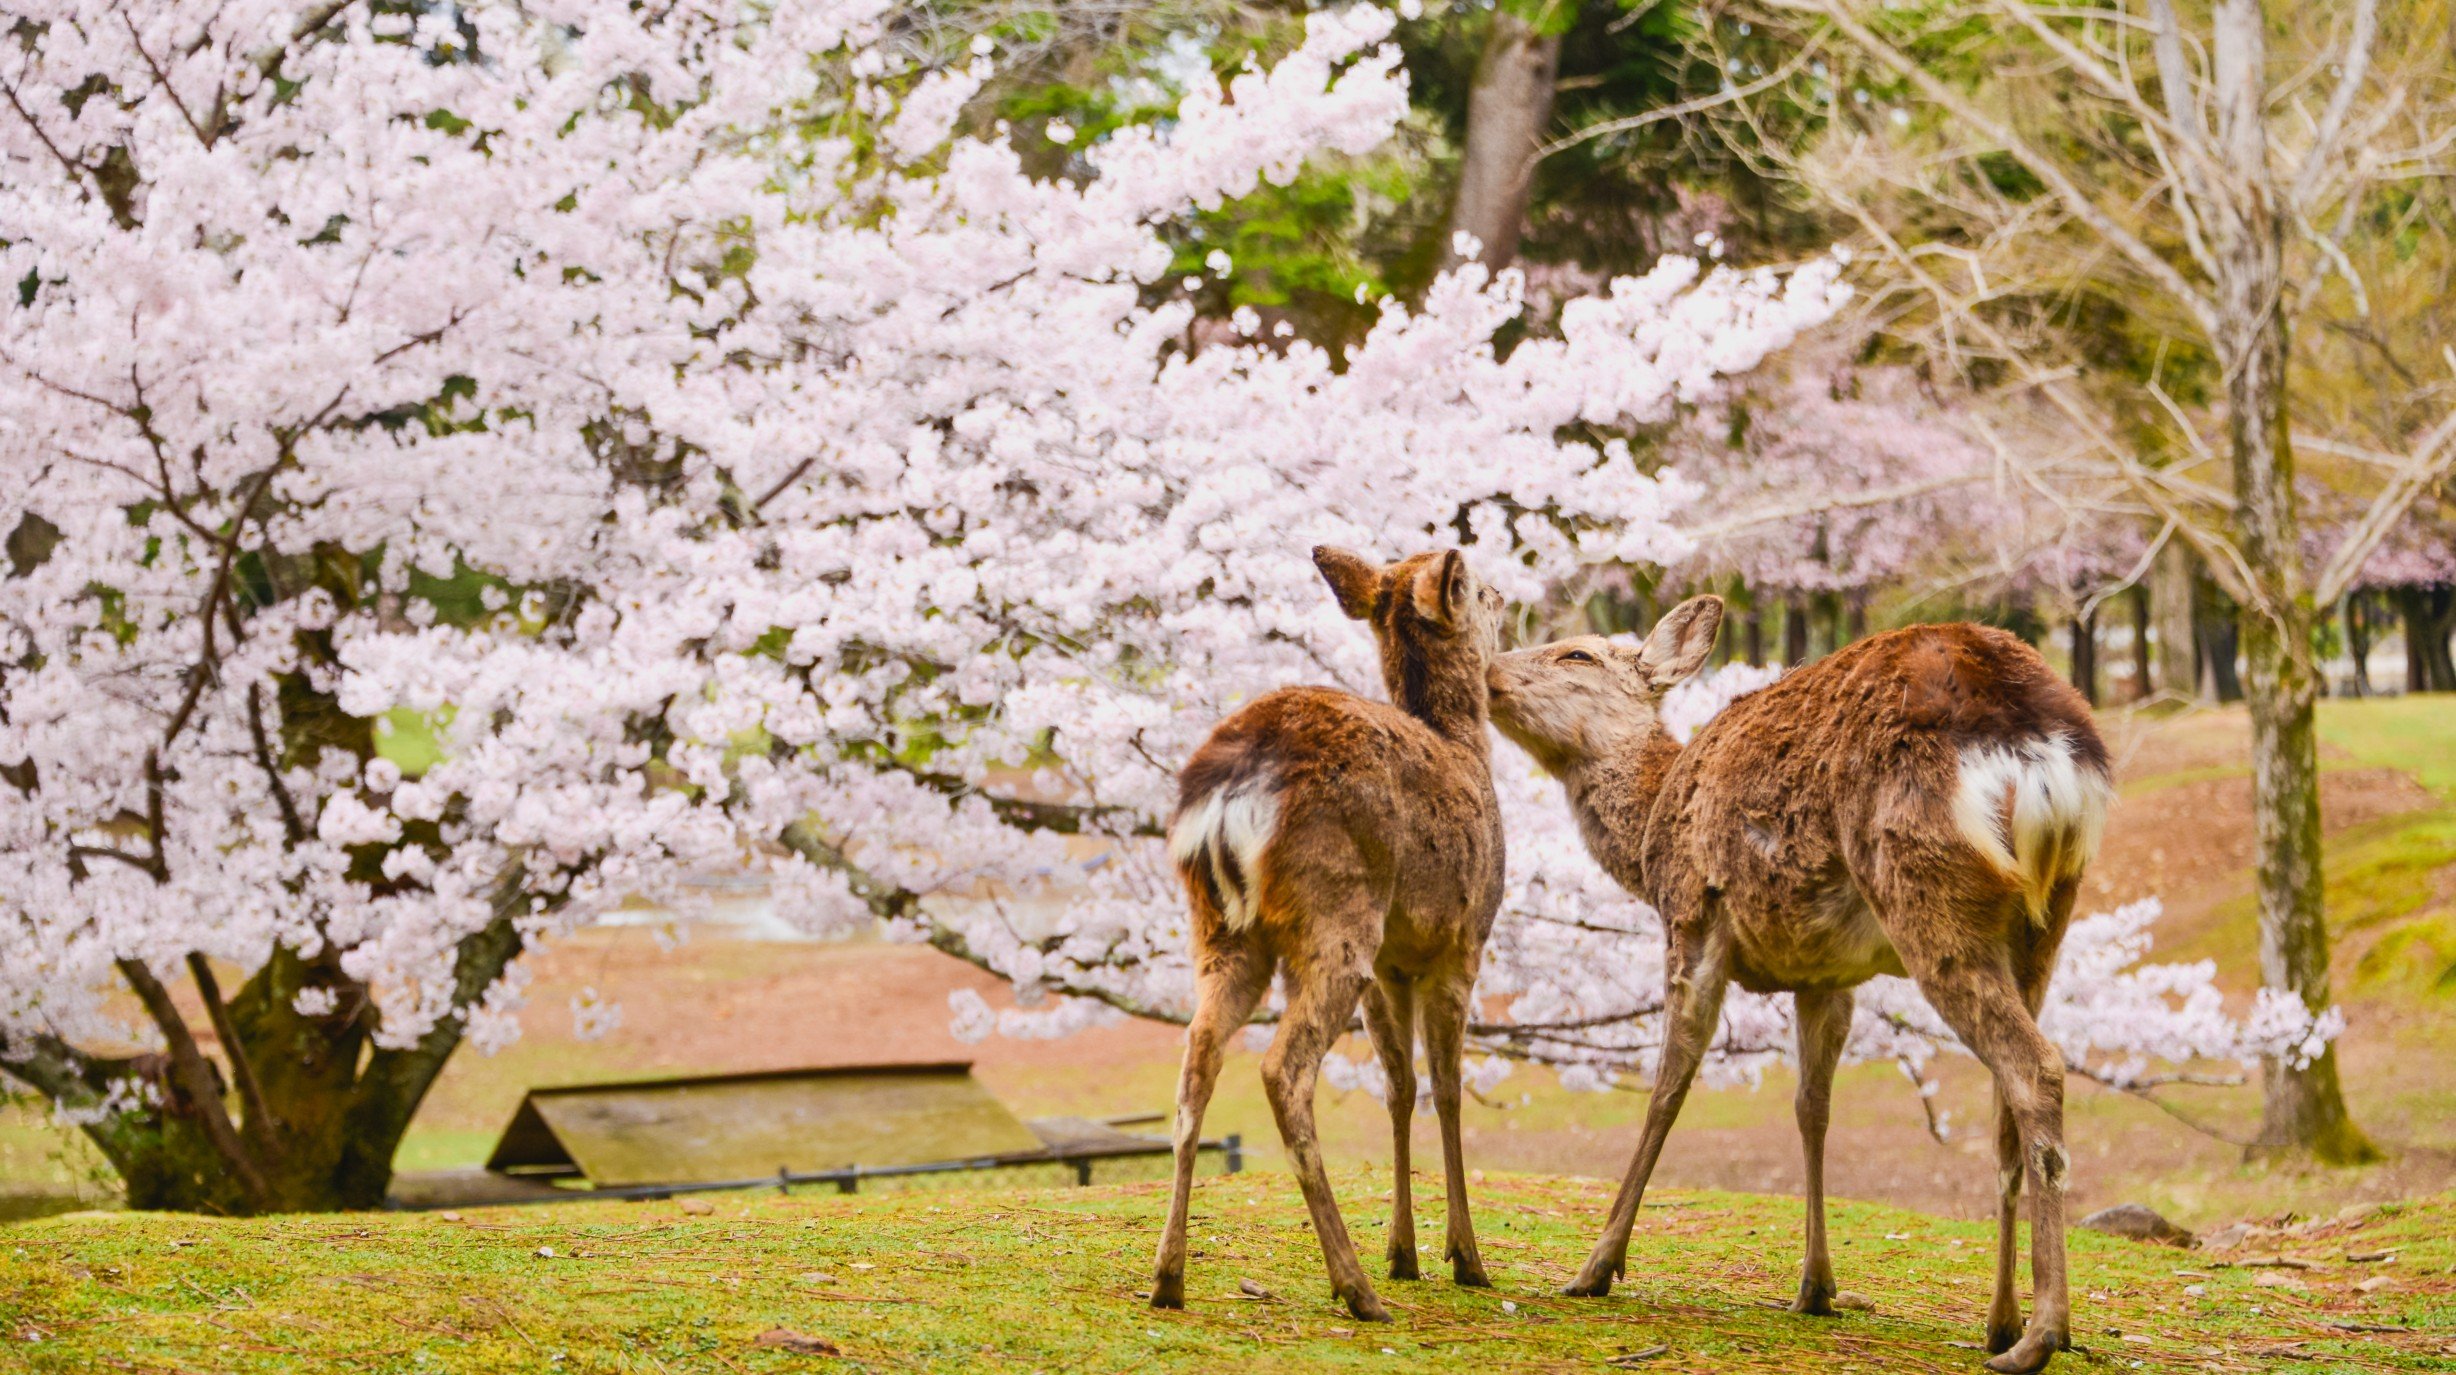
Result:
[534, 1247, 556, 1259]
[678, 1198, 714, 1217]
[1833, 1291, 1877, 1313]
[753, 1327, 840, 1356]
[438, 1212, 462, 1224]
[1606, 1345, 1670, 1366]
[849, 1261, 876, 1271]
[2347, 1250, 2393, 1264]
[1236, 1279, 1274, 1301]
[2356, 1276, 2397, 1295]
[2251, 1272, 2306, 1291]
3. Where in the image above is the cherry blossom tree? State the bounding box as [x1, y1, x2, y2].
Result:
[0, 0, 1848, 1211]
[1664, 352, 2002, 663]
[0, 0, 2319, 1214]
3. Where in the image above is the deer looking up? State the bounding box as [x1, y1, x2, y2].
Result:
[1486, 599, 2108, 1375]
[1150, 546, 1507, 1324]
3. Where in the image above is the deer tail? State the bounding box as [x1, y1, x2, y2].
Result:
[1949, 733, 2112, 923]
[1168, 776, 1279, 932]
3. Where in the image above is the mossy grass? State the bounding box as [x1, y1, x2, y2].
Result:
[4, 1172, 2449, 1373]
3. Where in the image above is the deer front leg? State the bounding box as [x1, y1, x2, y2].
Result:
[1790, 986, 1852, 1317]
[1419, 972, 1490, 1288]
[1151, 945, 1271, 1311]
[1563, 921, 1731, 1298]
[1361, 974, 1420, 1281]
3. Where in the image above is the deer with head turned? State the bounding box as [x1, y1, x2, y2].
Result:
[1150, 546, 1507, 1323]
[1487, 599, 2108, 1375]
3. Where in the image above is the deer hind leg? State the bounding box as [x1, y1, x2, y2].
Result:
[1419, 971, 1491, 1287]
[1150, 941, 1272, 1311]
[1361, 973, 1421, 1281]
[1899, 929, 2071, 1374]
[1790, 986, 1853, 1317]
[1264, 936, 1387, 1322]
[1563, 918, 1732, 1298]
[1985, 1083, 2024, 1353]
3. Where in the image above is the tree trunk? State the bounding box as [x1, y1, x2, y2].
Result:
[6, 909, 528, 1213]
[2240, 608, 2374, 1161]
[2151, 539, 2199, 699]
[2194, 573, 2244, 702]
[2341, 592, 2371, 697]
[1443, 5, 1564, 272]
[1783, 594, 1810, 666]
[1743, 610, 1765, 667]
[2395, 584, 2456, 691]
[1845, 591, 1869, 643]
[2206, 0, 2372, 1157]
[2069, 608, 2099, 706]
[2129, 583, 2154, 701]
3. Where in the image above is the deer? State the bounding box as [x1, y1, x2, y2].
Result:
[1150, 546, 1508, 1324]
[1485, 597, 2109, 1375]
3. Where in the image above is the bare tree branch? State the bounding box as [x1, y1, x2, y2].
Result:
[1776, 0, 2223, 337]
[2290, 0, 2380, 210]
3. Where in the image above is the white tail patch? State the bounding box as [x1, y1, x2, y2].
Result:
[1169, 780, 1280, 931]
[1950, 735, 2112, 922]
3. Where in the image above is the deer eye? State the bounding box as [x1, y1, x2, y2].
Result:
[1559, 650, 1597, 665]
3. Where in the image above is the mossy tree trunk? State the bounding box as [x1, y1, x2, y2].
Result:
[1, 912, 522, 1214]
[2208, 87, 2374, 1159]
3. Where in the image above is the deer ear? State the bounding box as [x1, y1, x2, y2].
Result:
[1636, 595, 1724, 687]
[1313, 546, 1381, 621]
[1409, 549, 1471, 629]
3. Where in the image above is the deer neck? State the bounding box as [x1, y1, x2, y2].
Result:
[1385, 637, 1491, 750]
[1560, 727, 1680, 892]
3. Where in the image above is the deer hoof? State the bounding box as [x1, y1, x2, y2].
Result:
[1387, 1249, 1421, 1282]
[1344, 1287, 1393, 1324]
[1790, 1281, 1837, 1317]
[1983, 1317, 2022, 1355]
[1981, 1329, 2062, 1374]
[1559, 1268, 1616, 1298]
[1148, 1274, 1185, 1310]
[1451, 1257, 1492, 1288]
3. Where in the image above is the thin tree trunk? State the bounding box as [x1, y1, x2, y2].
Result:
[2069, 609, 2099, 706]
[1783, 594, 1810, 666]
[2152, 539, 2199, 699]
[2195, 574, 2244, 703]
[1845, 591, 1868, 643]
[2341, 593, 2371, 697]
[2129, 583, 2154, 701]
[1442, 5, 1564, 272]
[1744, 610, 1765, 667]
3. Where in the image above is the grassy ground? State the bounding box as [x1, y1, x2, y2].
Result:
[4, 1172, 2450, 1374]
